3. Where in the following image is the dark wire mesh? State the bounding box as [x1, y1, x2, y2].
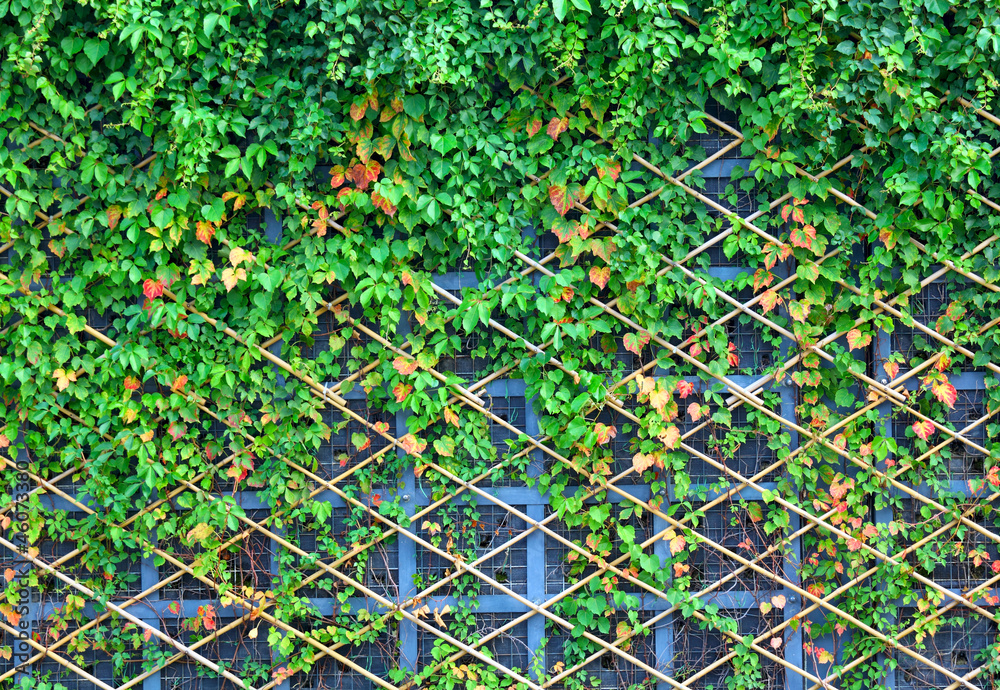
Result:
[672, 608, 784, 690]
[418, 613, 531, 674]
[415, 503, 528, 596]
[897, 609, 997, 690]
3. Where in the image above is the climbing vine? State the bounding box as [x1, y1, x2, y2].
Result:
[2, 0, 1000, 689]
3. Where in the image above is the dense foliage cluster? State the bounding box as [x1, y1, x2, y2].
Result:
[2, 0, 1000, 689]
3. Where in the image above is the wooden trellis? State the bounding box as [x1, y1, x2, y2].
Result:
[2, 89, 1000, 690]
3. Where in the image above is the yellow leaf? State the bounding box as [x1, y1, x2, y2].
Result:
[221, 267, 247, 291]
[229, 246, 254, 267]
[52, 368, 77, 391]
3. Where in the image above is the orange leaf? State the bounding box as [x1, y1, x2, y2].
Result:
[393, 357, 418, 376]
[687, 402, 703, 421]
[632, 452, 655, 474]
[443, 407, 460, 428]
[883, 361, 899, 380]
[526, 119, 542, 137]
[221, 267, 247, 291]
[399, 434, 427, 457]
[658, 425, 680, 449]
[196, 221, 215, 245]
[589, 266, 610, 289]
[52, 368, 77, 391]
[595, 422, 617, 445]
[759, 289, 781, 313]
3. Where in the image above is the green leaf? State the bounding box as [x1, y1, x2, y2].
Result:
[527, 135, 554, 155]
[83, 39, 108, 65]
[204, 12, 221, 37]
[553, 0, 567, 20]
[403, 94, 426, 119]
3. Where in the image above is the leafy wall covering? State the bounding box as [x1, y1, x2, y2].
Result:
[2, 1, 1000, 690]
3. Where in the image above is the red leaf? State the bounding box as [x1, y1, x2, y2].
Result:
[790, 224, 816, 250]
[546, 117, 568, 141]
[623, 331, 650, 355]
[675, 380, 695, 399]
[589, 266, 610, 289]
[932, 380, 958, 409]
[549, 184, 572, 216]
[373, 421, 390, 434]
[727, 342, 740, 367]
[883, 361, 900, 380]
[350, 101, 367, 121]
[393, 383, 413, 403]
[526, 119, 542, 137]
[124, 376, 140, 391]
[687, 402, 704, 421]
[143, 628, 153, 642]
[780, 204, 792, 222]
[167, 601, 180, 615]
[167, 422, 186, 441]
[912, 420, 935, 441]
[393, 357, 418, 375]
[143, 279, 165, 300]
[443, 407, 460, 428]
